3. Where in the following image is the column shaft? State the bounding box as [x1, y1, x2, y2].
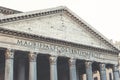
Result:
[29, 52, 37, 80]
[85, 61, 93, 80]
[49, 56, 58, 80]
[69, 58, 77, 80]
[5, 49, 14, 80]
[113, 65, 119, 80]
[76, 68, 80, 80]
[99, 64, 107, 80]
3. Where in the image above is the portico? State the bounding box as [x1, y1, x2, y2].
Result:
[0, 6, 119, 80]
[0, 35, 119, 80]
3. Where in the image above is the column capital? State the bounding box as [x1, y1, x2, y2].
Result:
[29, 52, 37, 62]
[5, 49, 14, 59]
[113, 64, 120, 80]
[5, 49, 14, 80]
[49, 56, 57, 65]
[68, 58, 76, 67]
[99, 63, 107, 80]
[99, 63, 106, 71]
[85, 61, 92, 68]
[113, 64, 119, 72]
[85, 61, 93, 80]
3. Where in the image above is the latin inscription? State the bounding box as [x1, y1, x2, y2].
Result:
[17, 39, 105, 59]
[0, 35, 118, 64]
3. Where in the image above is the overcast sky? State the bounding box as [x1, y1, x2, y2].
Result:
[0, 0, 120, 42]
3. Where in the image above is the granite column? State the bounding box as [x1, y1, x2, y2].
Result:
[99, 63, 107, 80]
[49, 56, 58, 80]
[69, 58, 77, 80]
[5, 49, 14, 80]
[85, 61, 93, 80]
[29, 52, 37, 80]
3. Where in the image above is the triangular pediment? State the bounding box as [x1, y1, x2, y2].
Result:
[0, 6, 118, 51]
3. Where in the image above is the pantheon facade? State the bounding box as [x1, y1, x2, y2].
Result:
[0, 6, 119, 80]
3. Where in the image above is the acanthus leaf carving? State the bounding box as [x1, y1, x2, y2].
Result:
[29, 52, 37, 62]
[5, 49, 14, 59]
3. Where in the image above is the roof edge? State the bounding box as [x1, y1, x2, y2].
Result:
[0, 6, 119, 52]
[0, 6, 22, 15]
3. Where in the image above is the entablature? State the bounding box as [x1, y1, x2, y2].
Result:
[0, 28, 118, 65]
[0, 27, 118, 54]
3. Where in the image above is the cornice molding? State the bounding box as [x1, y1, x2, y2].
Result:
[0, 27, 118, 54]
[0, 6, 22, 15]
[0, 6, 118, 52]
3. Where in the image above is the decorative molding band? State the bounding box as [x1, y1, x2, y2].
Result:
[0, 6, 22, 15]
[0, 9, 64, 23]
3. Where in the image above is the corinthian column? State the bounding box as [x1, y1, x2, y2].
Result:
[49, 56, 58, 80]
[113, 65, 119, 80]
[99, 63, 107, 80]
[68, 58, 77, 80]
[85, 61, 93, 80]
[5, 49, 14, 80]
[29, 52, 37, 80]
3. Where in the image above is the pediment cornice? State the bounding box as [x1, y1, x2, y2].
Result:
[0, 6, 22, 15]
[0, 6, 119, 52]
